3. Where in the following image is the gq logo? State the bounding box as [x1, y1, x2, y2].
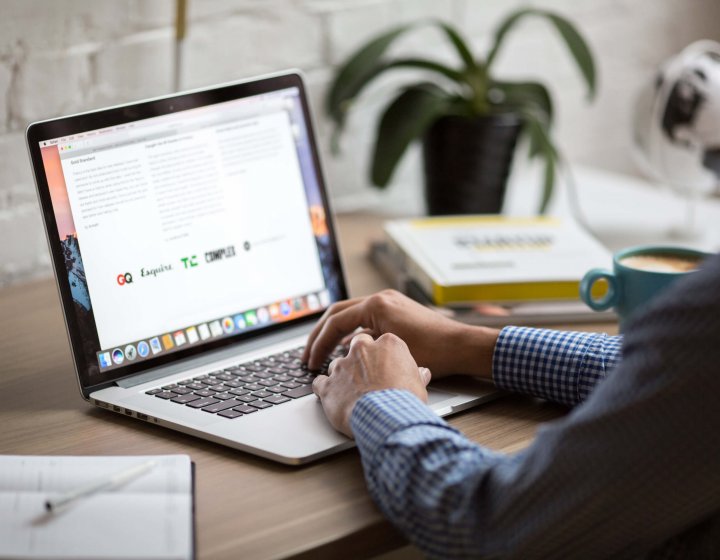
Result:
[116, 272, 133, 286]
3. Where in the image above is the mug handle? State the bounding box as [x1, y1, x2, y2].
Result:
[580, 268, 619, 311]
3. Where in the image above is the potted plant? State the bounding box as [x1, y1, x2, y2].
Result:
[325, 7, 596, 214]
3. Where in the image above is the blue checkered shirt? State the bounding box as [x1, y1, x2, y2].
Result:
[351, 254, 720, 559]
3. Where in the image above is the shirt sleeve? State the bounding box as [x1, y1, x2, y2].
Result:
[352, 253, 720, 559]
[492, 326, 622, 406]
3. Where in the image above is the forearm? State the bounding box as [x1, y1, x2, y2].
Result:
[352, 390, 512, 559]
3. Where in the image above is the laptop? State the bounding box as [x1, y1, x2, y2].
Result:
[26, 71, 499, 465]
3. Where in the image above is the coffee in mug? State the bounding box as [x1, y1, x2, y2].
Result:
[580, 245, 710, 328]
[618, 254, 701, 273]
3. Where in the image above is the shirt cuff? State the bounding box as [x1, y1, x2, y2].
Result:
[492, 326, 619, 406]
[350, 389, 450, 458]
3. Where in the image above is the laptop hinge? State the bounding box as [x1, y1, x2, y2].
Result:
[116, 323, 311, 389]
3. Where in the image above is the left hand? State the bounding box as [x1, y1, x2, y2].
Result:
[312, 332, 432, 438]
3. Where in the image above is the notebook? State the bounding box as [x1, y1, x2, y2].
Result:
[26, 71, 499, 465]
[0, 454, 194, 559]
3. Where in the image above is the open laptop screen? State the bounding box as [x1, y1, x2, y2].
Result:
[28, 74, 346, 389]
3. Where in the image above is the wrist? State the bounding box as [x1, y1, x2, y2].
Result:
[445, 324, 500, 380]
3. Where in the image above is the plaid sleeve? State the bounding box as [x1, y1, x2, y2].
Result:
[351, 389, 509, 559]
[492, 326, 622, 407]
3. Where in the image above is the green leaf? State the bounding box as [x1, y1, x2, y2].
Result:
[492, 81, 553, 157]
[492, 80, 553, 124]
[544, 12, 596, 99]
[485, 8, 596, 99]
[522, 112, 558, 213]
[436, 21, 477, 71]
[328, 58, 462, 155]
[371, 84, 451, 188]
[326, 20, 480, 137]
[326, 23, 419, 126]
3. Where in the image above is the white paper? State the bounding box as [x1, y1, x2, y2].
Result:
[0, 455, 192, 560]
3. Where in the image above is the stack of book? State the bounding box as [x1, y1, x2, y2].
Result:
[370, 215, 616, 326]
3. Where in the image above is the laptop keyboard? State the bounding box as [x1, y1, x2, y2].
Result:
[144, 346, 344, 419]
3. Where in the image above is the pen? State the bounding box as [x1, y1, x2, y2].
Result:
[44, 459, 157, 512]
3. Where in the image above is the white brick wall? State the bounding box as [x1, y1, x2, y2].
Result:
[0, 0, 719, 285]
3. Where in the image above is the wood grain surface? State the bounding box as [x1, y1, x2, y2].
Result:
[0, 212, 616, 559]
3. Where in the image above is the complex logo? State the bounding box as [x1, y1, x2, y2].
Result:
[205, 245, 236, 263]
[116, 272, 133, 286]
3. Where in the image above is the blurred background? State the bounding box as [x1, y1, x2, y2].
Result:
[1, 0, 719, 286]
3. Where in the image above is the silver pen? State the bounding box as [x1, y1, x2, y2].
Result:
[45, 459, 158, 512]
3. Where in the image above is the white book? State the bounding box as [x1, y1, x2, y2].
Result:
[384, 216, 612, 305]
[0, 455, 194, 560]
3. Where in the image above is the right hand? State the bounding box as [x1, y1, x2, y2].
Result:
[302, 290, 500, 380]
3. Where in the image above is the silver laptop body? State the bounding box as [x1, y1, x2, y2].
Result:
[27, 71, 499, 465]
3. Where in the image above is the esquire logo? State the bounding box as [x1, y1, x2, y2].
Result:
[141, 263, 173, 278]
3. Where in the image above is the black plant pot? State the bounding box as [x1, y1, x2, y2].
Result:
[422, 113, 523, 215]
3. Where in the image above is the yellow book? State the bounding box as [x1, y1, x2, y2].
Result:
[384, 216, 612, 306]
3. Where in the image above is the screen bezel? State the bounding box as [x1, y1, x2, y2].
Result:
[26, 71, 348, 395]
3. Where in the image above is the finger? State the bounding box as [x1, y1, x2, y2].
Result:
[340, 327, 373, 347]
[307, 301, 374, 370]
[302, 297, 365, 363]
[349, 332, 374, 349]
[418, 367, 432, 386]
[327, 357, 341, 377]
[312, 374, 329, 399]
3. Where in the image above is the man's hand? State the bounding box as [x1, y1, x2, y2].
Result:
[303, 290, 500, 379]
[312, 332, 431, 437]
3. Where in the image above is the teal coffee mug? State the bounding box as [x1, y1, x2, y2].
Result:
[580, 245, 710, 327]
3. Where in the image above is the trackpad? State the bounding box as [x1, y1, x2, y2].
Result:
[427, 388, 457, 406]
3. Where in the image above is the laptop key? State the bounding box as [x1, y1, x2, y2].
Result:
[253, 371, 273, 379]
[214, 393, 233, 400]
[186, 383, 205, 390]
[171, 387, 193, 395]
[162, 384, 177, 390]
[214, 373, 233, 382]
[267, 386, 288, 394]
[258, 379, 278, 387]
[249, 400, 273, 410]
[223, 380, 242, 388]
[251, 390, 272, 398]
[155, 391, 176, 399]
[186, 397, 219, 409]
[273, 374, 292, 383]
[230, 388, 250, 397]
[218, 409, 243, 419]
[145, 388, 162, 395]
[235, 395, 258, 403]
[171, 393, 201, 404]
[243, 383, 263, 391]
[202, 400, 239, 413]
[284, 385, 314, 399]
[281, 381, 302, 389]
[295, 376, 314, 384]
[232, 404, 257, 414]
[264, 394, 291, 405]
[193, 389, 215, 398]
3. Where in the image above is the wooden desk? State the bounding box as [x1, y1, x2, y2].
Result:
[0, 213, 616, 559]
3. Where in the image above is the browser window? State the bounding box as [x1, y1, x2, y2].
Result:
[39, 87, 339, 375]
